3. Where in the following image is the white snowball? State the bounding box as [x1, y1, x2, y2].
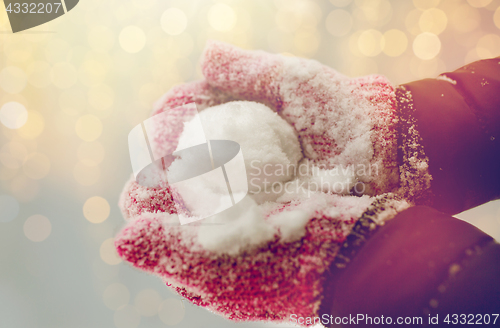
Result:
[176, 101, 303, 202]
[172, 101, 373, 255]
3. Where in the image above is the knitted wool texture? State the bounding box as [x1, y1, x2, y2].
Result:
[115, 41, 402, 325]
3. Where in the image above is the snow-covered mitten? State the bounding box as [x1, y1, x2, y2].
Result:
[115, 41, 424, 325]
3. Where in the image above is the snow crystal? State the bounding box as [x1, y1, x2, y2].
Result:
[197, 197, 276, 255]
[176, 101, 302, 198]
[436, 74, 457, 85]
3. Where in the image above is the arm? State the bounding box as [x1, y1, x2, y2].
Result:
[320, 206, 500, 326]
[116, 44, 500, 327]
[397, 58, 500, 214]
[320, 59, 500, 325]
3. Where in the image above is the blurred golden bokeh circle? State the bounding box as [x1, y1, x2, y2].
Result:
[161, 8, 188, 36]
[406, 9, 423, 36]
[450, 4, 480, 33]
[357, 29, 385, 57]
[158, 298, 185, 325]
[83, 196, 110, 224]
[383, 29, 408, 57]
[494, 6, 500, 29]
[476, 34, 500, 59]
[325, 9, 353, 37]
[119, 26, 146, 54]
[100, 238, 122, 265]
[0, 101, 28, 129]
[419, 8, 448, 35]
[23, 214, 51, 242]
[413, 32, 441, 60]
[467, 0, 492, 8]
[355, 0, 392, 27]
[208, 3, 237, 32]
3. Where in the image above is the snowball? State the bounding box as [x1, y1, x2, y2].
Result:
[170, 100, 384, 255]
[176, 101, 303, 203]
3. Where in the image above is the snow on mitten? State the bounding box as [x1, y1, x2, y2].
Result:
[115, 41, 416, 325]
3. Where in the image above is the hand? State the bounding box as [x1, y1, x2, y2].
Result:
[116, 41, 408, 325]
[201, 40, 400, 195]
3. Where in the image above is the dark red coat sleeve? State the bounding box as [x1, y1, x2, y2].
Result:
[320, 206, 500, 327]
[397, 57, 500, 215]
[319, 59, 500, 327]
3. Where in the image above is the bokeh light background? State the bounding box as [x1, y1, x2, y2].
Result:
[1, 0, 500, 327]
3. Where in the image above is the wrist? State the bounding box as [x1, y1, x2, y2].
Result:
[319, 205, 496, 326]
[395, 58, 500, 214]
